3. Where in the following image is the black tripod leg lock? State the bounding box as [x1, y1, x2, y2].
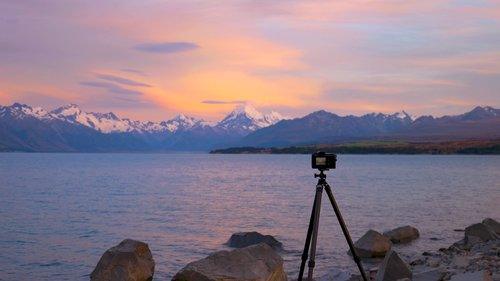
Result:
[308, 260, 315, 268]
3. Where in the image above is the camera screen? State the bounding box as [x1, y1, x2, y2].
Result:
[315, 157, 326, 166]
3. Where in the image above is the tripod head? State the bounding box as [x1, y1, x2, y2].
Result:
[314, 169, 327, 180]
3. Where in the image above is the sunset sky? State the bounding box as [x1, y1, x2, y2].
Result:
[1, 0, 499, 121]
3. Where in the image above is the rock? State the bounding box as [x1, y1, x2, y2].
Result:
[172, 243, 287, 281]
[90, 239, 155, 281]
[426, 257, 440, 268]
[317, 268, 352, 281]
[383, 225, 420, 244]
[375, 250, 412, 281]
[465, 223, 499, 244]
[353, 230, 392, 258]
[227, 231, 283, 250]
[450, 270, 493, 281]
[413, 269, 445, 281]
[452, 255, 469, 268]
[482, 218, 500, 235]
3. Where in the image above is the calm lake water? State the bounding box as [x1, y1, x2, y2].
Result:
[0, 154, 499, 280]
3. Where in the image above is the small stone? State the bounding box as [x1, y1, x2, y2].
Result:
[427, 257, 441, 268]
[375, 250, 412, 281]
[90, 239, 155, 281]
[383, 225, 420, 244]
[353, 230, 392, 258]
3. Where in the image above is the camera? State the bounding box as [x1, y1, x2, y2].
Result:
[311, 151, 337, 170]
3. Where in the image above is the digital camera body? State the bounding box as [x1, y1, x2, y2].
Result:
[311, 151, 337, 171]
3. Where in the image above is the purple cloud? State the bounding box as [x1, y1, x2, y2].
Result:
[134, 42, 199, 54]
[95, 73, 151, 87]
[79, 81, 143, 96]
[121, 68, 148, 76]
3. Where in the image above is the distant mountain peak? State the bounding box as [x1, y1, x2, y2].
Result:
[390, 110, 413, 120]
[217, 104, 283, 134]
[161, 114, 204, 131]
[230, 104, 264, 120]
[306, 110, 338, 119]
[460, 105, 500, 120]
[5, 102, 50, 119]
[51, 104, 82, 116]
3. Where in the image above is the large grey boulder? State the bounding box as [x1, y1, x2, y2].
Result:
[353, 230, 392, 258]
[383, 225, 420, 244]
[227, 231, 282, 250]
[482, 218, 500, 235]
[465, 223, 499, 244]
[172, 243, 287, 281]
[450, 270, 493, 281]
[90, 239, 155, 281]
[375, 250, 412, 281]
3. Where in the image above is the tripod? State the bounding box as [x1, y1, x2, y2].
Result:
[298, 170, 368, 281]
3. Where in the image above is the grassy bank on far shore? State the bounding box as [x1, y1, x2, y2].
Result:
[210, 140, 500, 155]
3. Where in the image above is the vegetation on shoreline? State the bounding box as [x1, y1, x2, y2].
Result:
[210, 140, 500, 155]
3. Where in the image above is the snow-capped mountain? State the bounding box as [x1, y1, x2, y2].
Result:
[216, 104, 283, 135]
[1, 103, 498, 152]
[48, 104, 210, 134]
[0, 102, 282, 137]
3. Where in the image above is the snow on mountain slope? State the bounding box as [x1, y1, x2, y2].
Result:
[160, 114, 208, 132]
[216, 104, 283, 133]
[50, 104, 139, 133]
[1, 103, 52, 120]
[49, 104, 209, 133]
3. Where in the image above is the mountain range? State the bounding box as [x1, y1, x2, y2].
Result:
[0, 103, 498, 152]
[0, 103, 282, 152]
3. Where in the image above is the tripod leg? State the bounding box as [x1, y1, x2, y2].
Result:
[298, 187, 319, 281]
[307, 183, 324, 281]
[324, 183, 368, 281]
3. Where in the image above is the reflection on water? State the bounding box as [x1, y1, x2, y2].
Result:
[0, 154, 499, 280]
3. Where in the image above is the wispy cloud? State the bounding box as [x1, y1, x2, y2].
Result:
[201, 100, 247, 104]
[79, 81, 143, 96]
[133, 42, 199, 54]
[121, 68, 148, 76]
[95, 73, 151, 87]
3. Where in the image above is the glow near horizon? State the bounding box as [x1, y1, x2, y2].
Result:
[0, 0, 499, 122]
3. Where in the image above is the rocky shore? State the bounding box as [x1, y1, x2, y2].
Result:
[91, 218, 499, 281]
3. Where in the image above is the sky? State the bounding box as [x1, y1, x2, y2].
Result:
[1, 0, 499, 121]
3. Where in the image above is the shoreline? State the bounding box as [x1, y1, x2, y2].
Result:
[210, 140, 500, 155]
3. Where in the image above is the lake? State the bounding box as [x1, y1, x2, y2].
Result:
[0, 154, 499, 280]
